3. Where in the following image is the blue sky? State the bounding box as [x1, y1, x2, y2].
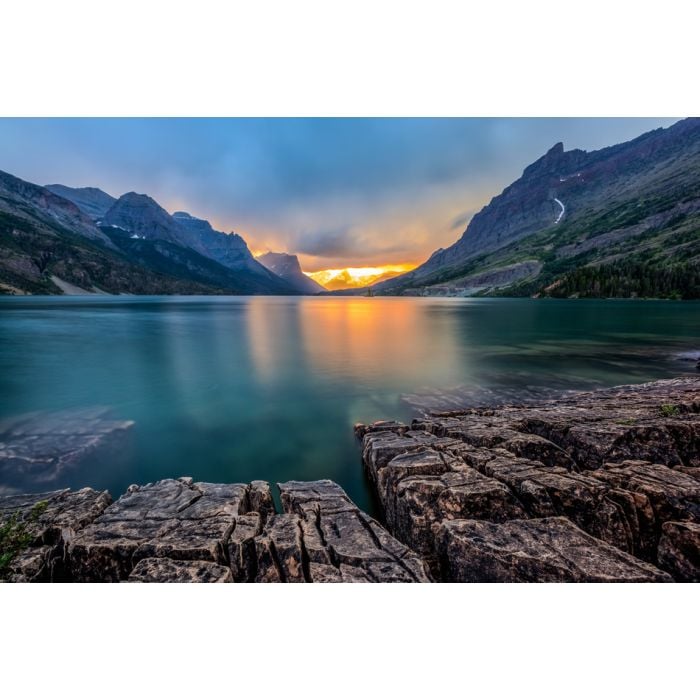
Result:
[0, 118, 677, 270]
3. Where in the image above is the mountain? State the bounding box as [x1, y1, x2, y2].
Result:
[0, 170, 114, 248]
[98, 195, 292, 293]
[0, 170, 294, 295]
[257, 251, 326, 294]
[376, 118, 700, 299]
[171, 212, 292, 291]
[45, 184, 116, 220]
[0, 171, 224, 295]
[101, 192, 198, 249]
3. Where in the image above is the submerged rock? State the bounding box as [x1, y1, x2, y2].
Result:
[0, 407, 133, 488]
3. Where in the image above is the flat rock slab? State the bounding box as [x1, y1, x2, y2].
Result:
[68, 478, 251, 582]
[0, 407, 134, 488]
[437, 517, 672, 582]
[128, 558, 233, 583]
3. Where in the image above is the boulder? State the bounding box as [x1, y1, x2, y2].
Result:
[436, 517, 672, 582]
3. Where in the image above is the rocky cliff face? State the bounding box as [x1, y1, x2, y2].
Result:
[102, 192, 197, 249]
[257, 251, 326, 294]
[172, 211, 285, 288]
[377, 118, 700, 296]
[45, 184, 116, 220]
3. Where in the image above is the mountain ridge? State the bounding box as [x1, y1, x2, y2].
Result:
[374, 117, 700, 298]
[0, 171, 294, 295]
[45, 184, 116, 220]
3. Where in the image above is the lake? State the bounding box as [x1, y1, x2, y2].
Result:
[1, 296, 698, 512]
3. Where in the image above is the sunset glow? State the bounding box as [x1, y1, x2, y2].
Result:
[305, 264, 417, 290]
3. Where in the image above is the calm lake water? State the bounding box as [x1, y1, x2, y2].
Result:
[1, 296, 698, 512]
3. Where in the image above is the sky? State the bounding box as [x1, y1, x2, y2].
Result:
[0, 118, 678, 275]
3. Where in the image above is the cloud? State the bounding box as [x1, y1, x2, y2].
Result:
[293, 227, 355, 257]
[449, 210, 476, 232]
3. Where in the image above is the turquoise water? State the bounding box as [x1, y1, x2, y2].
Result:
[1, 296, 698, 511]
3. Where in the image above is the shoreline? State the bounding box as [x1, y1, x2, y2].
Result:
[1, 377, 698, 582]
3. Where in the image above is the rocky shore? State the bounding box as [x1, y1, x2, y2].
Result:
[1, 377, 698, 582]
[357, 377, 699, 582]
[0, 478, 430, 582]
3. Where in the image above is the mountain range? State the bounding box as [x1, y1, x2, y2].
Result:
[0, 174, 317, 295]
[2, 118, 699, 299]
[374, 117, 700, 299]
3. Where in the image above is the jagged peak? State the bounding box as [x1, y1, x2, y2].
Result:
[118, 191, 157, 203]
[522, 141, 587, 179]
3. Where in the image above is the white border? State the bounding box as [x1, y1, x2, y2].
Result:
[1, 0, 698, 116]
[1, 583, 697, 698]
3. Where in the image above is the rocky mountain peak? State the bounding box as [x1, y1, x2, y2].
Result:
[257, 251, 325, 294]
[45, 184, 117, 220]
[101, 191, 191, 248]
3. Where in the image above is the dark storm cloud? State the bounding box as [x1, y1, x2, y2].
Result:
[0, 117, 678, 267]
[292, 227, 355, 257]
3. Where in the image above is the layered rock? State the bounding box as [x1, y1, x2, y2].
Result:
[358, 377, 700, 581]
[69, 478, 254, 582]
[437, 517, 672, 583]
[1, 478, 430, 582]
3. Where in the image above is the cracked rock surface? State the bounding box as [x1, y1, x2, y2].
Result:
[358, 377, 700, 581]
[2, 478, 430, 582]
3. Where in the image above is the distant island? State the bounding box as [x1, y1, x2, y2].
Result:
[1, 118, 699, 298]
